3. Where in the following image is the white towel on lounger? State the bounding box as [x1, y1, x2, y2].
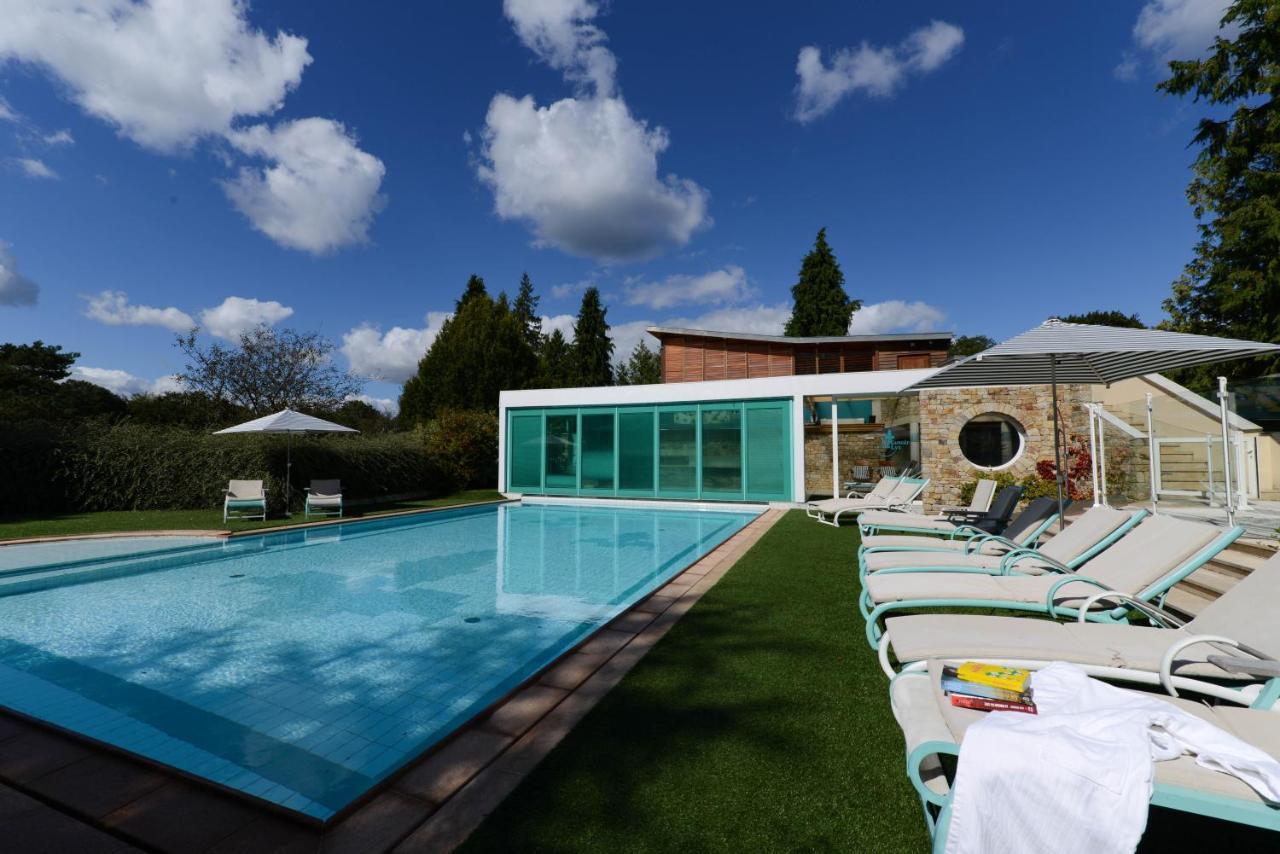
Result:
[944, 662, 1280, 854]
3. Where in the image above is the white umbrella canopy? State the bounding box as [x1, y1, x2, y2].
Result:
[909, 319, 1280, 521]
[215, 408, 358, 515]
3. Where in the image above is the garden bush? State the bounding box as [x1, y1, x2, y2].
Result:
[957, 469, 1057, 506]
[418, 409, 499, 489]
[0, 421, 455, 515]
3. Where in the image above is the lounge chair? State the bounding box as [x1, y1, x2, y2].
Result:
[877, 550, 1280, 706]
[805, 477, 930, 527]
[857, 481, 1011, 538]
[860, 514, 1242, 647]
[858, 504, 1142, 580]
[304, 479, 343, 519]
[857, 496, 1062, 576]
[223, 479, 266, 522]
[890, 663, 1280, 848]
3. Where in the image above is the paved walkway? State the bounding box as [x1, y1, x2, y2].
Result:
[1119, 498, 1280, 539]
[0, 509, 785, 853]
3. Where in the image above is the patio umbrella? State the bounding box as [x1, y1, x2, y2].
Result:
[908, 318, 1280, 523]
[214, 409, 358, 515]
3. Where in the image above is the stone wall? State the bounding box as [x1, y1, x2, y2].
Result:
[803, 427, 886, 497]
[918, 384, 1090, 511]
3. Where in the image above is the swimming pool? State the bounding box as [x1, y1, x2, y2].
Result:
[0, 501, 757, 820]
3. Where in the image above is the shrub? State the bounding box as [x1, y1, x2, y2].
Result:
[957, 470, 1058, 506]
[419, 409, 499, 489]
[0, 422, 455, 515]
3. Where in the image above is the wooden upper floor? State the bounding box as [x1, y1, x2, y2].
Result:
[648, 327, 952, 384]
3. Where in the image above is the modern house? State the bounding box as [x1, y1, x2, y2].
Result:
[498, 328, 952, 505]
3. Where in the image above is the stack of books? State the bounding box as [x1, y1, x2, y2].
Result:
[942, 661, 1037, 714]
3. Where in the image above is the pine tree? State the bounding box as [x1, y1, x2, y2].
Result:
[784, 228, 860, 337]
[399, 277, 537, 421]
[1159, 0, 1280, 390]
[572, 287, 614, 386]
[512, 272, 543, 352]
[616, 339, 662, 385]
[534, 329, 575, 388]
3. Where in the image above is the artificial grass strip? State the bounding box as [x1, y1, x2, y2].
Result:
[461, 510, 932, 852]
[0, 490, 505, 540]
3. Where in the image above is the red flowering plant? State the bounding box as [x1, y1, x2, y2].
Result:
[1035, 433, 1094, 501]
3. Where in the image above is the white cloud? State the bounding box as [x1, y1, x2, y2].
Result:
[504, 0, 616, 96]
[42, 129, 73, 146]
[0, 0, 310, 152]
[12, 157, 57, 179]
[84, 290, 194, 331]
[69, 366, 181, 397]
[551, 278, 593, 300]
[847, 300, 948, 334]
[608, 303, 791, 365]
[478, 94, 709, 262]
[199, 296, 294, 340]
[480, 0, 710, 263]
[540, 313, 577, 340]
[340, 312, 450, 382]
[624, 265, 751, 310]
[345, 393, 397, 415]
[0, 96, 16, 122]
[1127, 0, 1233, 73]
[0, 1, 386, 253]
[0, 241, 39, 306]
[223, 118, 386, 254]
[794, 20, 965, 122]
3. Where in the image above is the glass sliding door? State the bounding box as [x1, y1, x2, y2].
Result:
[579, 410, 616, 493]
[700, 404, 743, 499]
[544, 412, 578, 492]
[618, 409, 656, 495]
[657, 407, 698, 498]
[507, 412, 543, 492]
[745, 400, 790, 500]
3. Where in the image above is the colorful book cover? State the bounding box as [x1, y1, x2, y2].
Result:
[955, 661, 1031, 693]
[941, 666, 1033, 705]
[950, 694, 1038, 714]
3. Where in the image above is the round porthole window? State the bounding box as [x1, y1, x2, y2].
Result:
[958, 413, 1025, 469]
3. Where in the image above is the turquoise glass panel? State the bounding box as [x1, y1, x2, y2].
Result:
[580, 413, 615, 490]
[700, 407, 742, 495]
[544, 413, 577, 489]
[658, 409, 697, 494]
[508, 413, 542, 491]
[618, 410, 655, 492]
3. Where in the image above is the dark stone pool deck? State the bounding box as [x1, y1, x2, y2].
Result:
[0, 508, 784, 853]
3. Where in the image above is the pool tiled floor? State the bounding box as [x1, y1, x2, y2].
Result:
[0, 508, 784, 853]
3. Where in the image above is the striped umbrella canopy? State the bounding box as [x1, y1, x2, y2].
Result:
[215, 409, 358, 514]
[909, 319, 1280, 520]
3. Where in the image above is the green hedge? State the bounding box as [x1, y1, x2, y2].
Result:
[1, 421, 455, 515]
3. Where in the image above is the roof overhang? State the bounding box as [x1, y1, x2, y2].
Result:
[499, 367, 941, 410]
[644, 326, 954, 346]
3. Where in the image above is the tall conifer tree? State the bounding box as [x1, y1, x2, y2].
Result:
[784, 228, 860, 337]
[512, 272, 543, 352]
[572, 287, 614, 386]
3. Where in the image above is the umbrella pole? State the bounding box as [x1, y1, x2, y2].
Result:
[286, 432, 293, 518]
[1050, 355, 1065, 527]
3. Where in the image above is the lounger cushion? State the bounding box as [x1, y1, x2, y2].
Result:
[883, 615, 1231, 678]
[863, 551, 1053, 574]
[865, 571, 1100, 607]
[860, 512, 959, 533]
[307, 495, 342, 507]
[861, 535, 1006, 555]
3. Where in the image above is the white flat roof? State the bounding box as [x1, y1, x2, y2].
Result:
[499, 367, 941, 409]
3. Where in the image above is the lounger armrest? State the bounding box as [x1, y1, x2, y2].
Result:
[1043, 574, 1110, 614]
[1002, 549, 1070, 575]
[1074, 591, 1186, 628]
[962, 534, 1017, 556]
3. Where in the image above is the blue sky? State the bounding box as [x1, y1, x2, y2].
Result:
[0, 1, 1233, 410]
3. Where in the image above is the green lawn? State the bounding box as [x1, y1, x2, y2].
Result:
[462, 510, 1273, 852]
[463, 510, 932, 852]
[0, 490, 505, 541]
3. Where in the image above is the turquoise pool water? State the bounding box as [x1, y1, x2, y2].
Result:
[0, 501, 756, 819]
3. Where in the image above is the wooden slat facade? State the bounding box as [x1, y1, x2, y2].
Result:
[655, 332, 949, 383]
